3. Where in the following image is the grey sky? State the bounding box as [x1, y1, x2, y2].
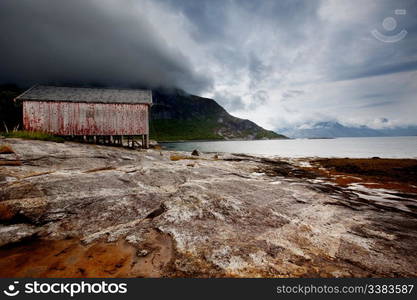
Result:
[1, 0, 416, 130]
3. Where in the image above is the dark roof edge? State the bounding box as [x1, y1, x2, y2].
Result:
[16, 84, 152, 95]
[14, 85, 153, 105]
[14, 84, 39, 101]
[17, 98, 152, 105]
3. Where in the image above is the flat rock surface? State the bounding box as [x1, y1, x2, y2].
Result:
[0, 138, 416, 277]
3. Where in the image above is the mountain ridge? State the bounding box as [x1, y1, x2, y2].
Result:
[149, 89, 286, 141]
[279, 121, 417, 139]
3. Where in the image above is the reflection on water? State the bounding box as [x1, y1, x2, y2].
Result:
[161, 136, 417, 158]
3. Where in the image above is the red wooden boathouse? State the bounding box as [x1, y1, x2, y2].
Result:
[15, 85, 152, 148]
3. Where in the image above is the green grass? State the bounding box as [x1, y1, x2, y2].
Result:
[2, 130, 65, 143]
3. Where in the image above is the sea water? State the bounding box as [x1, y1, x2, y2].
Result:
[161, 136, 417, 158]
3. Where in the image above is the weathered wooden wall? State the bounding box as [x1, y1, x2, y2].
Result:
[23, 101, 149, 135]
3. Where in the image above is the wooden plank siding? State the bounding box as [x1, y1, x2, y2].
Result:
[23, 101, 149, 136]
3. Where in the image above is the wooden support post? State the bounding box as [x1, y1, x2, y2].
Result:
[144, 134, 149, 149]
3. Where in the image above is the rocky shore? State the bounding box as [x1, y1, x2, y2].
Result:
[0, 138, 416, 277]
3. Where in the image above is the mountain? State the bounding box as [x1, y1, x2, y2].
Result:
[0, 84, 22, 131]
[279, 121, 417, 139]
[379, 126, 417, 136]
[150, 89, 286, 141]
[0, 85, 286, 141]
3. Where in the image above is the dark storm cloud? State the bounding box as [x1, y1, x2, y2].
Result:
[0, 0, 212, 92]
[160, 0, 321, 42]
[158, 0, 229, 42]
[158, 0, 323, 90]
[1, 0, 417, 128]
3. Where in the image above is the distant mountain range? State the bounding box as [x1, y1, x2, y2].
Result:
[278, 121, 417, 139]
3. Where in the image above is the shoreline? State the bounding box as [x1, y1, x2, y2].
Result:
[159, 136, 417, 159]
[0, 138, 416, 277]
[159, 135, 417, 143]
[157, 137, 289, 143]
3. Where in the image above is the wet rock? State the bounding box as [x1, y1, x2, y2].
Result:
[0, 224, 40, 246]
[137, 249, 150, 257]
[149, 140, 161, 150]
[191, 149, 201, 156]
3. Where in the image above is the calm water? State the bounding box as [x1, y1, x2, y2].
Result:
[161, 136, 417, 158]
